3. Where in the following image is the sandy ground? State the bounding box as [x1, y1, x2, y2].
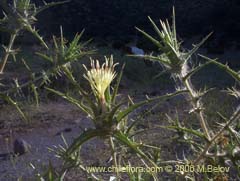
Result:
[0, 102, 98, 180]
[0, 91, 177, 180]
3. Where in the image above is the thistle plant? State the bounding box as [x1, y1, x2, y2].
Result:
[0, 0, 70, 122]
[190, 55, 240, 172]
[46, 55, 186, 180]
[36, 27, 94, 84]
[1, 2, 238, 179]
[134, 8, 240, 179]
[0, 0, 69, 73]
[134, 8, 213, 141]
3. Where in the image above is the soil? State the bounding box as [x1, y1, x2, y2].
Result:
[0, 90, 181, 180]
[0, 102, 97, 180]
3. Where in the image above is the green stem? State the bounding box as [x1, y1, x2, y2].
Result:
[0, 32, 18, 73]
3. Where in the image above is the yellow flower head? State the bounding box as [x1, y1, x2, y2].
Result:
[83, 55, 118, 100]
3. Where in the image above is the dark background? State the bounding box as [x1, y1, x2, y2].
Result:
[34, 0, 240, 46]
[1, 0, 240, 49]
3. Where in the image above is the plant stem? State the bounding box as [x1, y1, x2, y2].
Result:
[0, 32, 18, 74]
[100, 96, 107, 113]
[109, 136, 120, 180]
[182, 107, 240, 177]
[182, 78, 211, 141]
[194, 107, 240, 164]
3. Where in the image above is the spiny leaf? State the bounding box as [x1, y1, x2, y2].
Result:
[184, 32, 213, 63]
[147, 16, 165, 47]
[163, 125, 207, 140]
[135, 27, 162, 48]
[36, 52, 53, 63]
[113, 131, 158, 172]
[128, 54, 171, 67]
[226, 87, 240, 99]
[112, 63, 125, 104]
[0, 93, 29, 122]
[66, 129, 107, 155]
[31, 83, 39, 106]
[116, 90, 187, 122]
[113, 131, 146, 157]
[45, 87, 93, 117]
[172, 7, 177, 49]
[25, 25, 48, 49]
[67, 30, 84, 53]
[183, 60, 213, 80]
[199, 54, 240, 82]
[35, 0, 70, 16]
[107, 101, 126, 123]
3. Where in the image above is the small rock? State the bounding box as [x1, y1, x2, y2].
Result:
[64, 128, 72, 133]
[13, 138, 31, 155]
[55, 128, 72, 136]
